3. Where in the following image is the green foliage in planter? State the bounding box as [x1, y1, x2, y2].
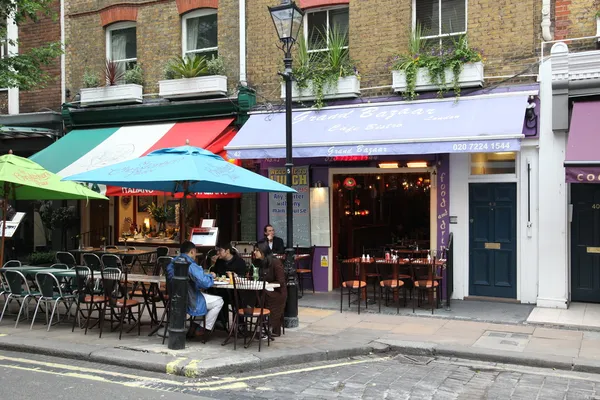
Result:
[28, 251, 56, 265]
[292, 27, 357, 109]
[390, 24, 483, 100]
[124, 64, 144, 85]
[83, 68, 100, 88]
[147, 202, 172, 224]
[164, 54, 226, 79]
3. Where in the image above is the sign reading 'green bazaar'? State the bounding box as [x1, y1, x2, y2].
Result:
[268, 166, 311, 248]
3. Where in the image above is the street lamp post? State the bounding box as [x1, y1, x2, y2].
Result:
[268, 0, 304, 328]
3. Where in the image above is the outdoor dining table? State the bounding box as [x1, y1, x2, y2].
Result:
[69, 247, 157, 273]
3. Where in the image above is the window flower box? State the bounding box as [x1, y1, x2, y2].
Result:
[392, 61, 484, 93]
[158, 75, 228, 99]
[80, 84, 143, 107]
[280, 75, 360, 102]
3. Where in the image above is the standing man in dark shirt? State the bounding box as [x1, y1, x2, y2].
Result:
[210, 244, 248, 277]
[257, 224, 285, 254]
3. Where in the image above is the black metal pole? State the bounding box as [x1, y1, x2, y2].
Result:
[168, 258, 190, 349]
[282, 49, 299, 328]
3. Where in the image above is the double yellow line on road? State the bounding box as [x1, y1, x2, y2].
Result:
[0, 354, 390, 394]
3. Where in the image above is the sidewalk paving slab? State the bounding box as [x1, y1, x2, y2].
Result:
[4, 304, 600, 378]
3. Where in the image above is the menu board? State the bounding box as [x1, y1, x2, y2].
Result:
[268, 166, 311, 248]
[310, 187, 331, 247]
[0, 212, 25, 238]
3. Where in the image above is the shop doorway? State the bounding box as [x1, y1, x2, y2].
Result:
[89, 199, 109, 247]
[571, 184, 600, 303]
[468, 183, 517, 299]
[332, 171, 432, 288]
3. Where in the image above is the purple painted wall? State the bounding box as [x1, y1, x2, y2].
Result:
[435, 154, 450, 298]
[310, 166, 330, 292]
[257, 163, 329, 291]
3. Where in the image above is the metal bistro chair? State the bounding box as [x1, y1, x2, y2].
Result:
[101, 254, 124, 271]
[31, 272, 76, 331]
[0, 269, 41, 328]
[2, 260, 21, 268]
[412, 257, 439, 315]
[56, 251, 77, 268]
[83, 253, 103, 272]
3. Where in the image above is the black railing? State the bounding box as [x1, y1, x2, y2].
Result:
[73, 225, 113, 249]
[446, 233, 454, 309]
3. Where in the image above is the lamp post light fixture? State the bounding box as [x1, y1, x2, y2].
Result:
[268, 0, 304, 329]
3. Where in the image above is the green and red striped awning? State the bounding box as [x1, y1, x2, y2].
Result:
[30, 118, 241, 198]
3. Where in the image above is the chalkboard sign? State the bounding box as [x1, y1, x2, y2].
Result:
[268, 166, 311, 248]
[310, 187, 331, 247]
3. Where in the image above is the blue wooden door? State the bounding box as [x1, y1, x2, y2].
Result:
[571, 184, 600, 303]
[469, 183, 517, 298]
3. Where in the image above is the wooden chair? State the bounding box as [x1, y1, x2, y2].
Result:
[72, 266, 106, 334]
[296, 245, 316, 296]
[231, 277, 270, 352]
[412, 257, 439, 315]
[338, 258, 368, 314]
[378, 263, 405, 314]
[98, 267, 143, 340]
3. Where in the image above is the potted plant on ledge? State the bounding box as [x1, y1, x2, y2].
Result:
[390, 25, 484, 100]
[159, 55, 227, 99]
[80, 60, 144, 106]
[282, 27, 360, 108]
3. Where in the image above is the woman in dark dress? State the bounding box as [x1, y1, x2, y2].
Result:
[254, 242, 287, 336]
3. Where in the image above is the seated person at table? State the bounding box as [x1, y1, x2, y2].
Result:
[210, 244, 248, 277]
[166, 241, 224, 337]
[254, 242, 287, 336]
[257, 224, 285, 254]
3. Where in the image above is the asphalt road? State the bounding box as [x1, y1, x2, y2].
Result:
[2, 350, 600, 399]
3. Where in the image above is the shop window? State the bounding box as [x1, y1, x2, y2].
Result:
[470, 152, 516, 175]
[305, 6, 349, 54]
[414, 0, 466, 46]
[182, 9, 218, 59]
[106, 22, 137, 76]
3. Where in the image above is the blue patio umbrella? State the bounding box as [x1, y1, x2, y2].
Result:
[61, 145, 296, 194]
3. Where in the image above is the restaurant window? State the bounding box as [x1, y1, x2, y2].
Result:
[182, 9, 218, 59]
[414, 0, 467, 46]
[304, 6, 349, 54]
[470, 152, 516, 175]
[106, 22, 137, 75]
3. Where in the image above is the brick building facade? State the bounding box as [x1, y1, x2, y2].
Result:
[0, 0, 62, 115]
[65, 0, 241, 99]
[246, 0, 543, 103]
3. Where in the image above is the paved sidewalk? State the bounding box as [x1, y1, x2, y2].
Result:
[527, 302, 600, 330]
[2, 304, 600, 378]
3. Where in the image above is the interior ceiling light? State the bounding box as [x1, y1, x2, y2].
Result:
[406, 161, 428, 168]
[378, 162, 399, 169]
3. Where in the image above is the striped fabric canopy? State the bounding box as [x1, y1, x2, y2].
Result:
[31, 118, 241, 198]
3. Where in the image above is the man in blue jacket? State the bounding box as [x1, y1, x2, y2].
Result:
[167, 241, 224, 336]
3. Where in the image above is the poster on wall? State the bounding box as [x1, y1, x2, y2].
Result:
[310, 187, 331, 247]
[268, 166, 311, 248]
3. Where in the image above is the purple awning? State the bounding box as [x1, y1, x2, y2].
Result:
[226, 94, 529, 159]
[565, 101, 600, 183]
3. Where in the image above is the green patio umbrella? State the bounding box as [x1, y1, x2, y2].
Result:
[0, 151, 107, 264]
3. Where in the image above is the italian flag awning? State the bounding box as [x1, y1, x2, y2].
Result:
[30, 118, 241, 198]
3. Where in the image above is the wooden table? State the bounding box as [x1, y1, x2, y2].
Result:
[69, 248, 157, 273]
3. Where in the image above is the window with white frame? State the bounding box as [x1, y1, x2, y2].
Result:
[304, 6, 349, 55]
[182, 9, 218, 59]
[0, 20, 8, 59]
[106, 22, 137, 74]
[414, 0, 466, 45]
